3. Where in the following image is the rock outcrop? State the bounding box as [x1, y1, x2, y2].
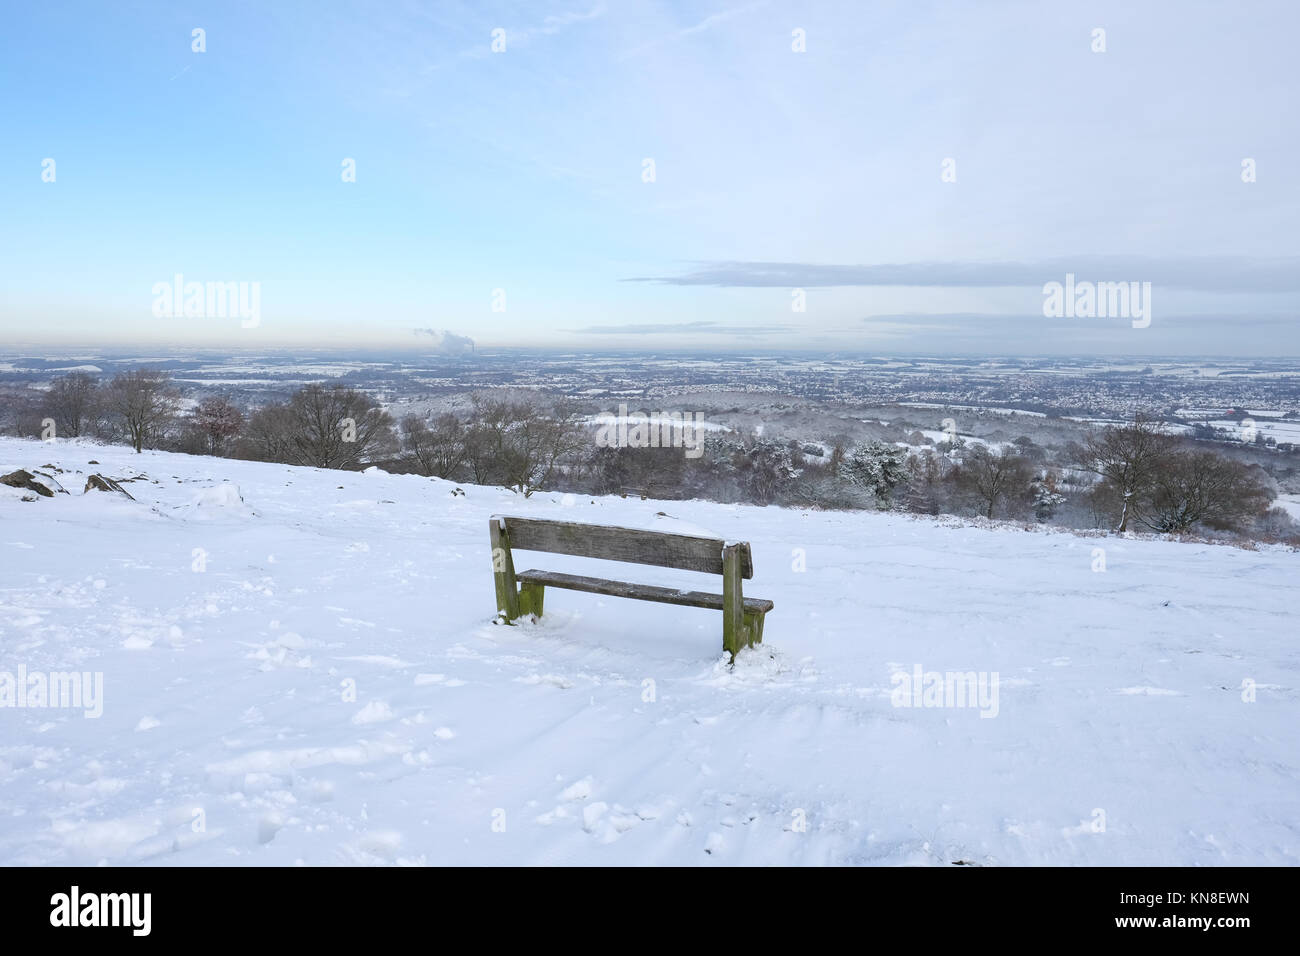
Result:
[1, 469, 55, 497]
[84, 474, 135, 499]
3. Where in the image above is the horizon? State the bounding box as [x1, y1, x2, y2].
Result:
[3, 344, 1300, 363]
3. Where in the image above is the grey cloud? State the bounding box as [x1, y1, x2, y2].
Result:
[570, 321, 793, 335]
[863, 311, 1300, 327]
[844, 311, 1300, 356]
[626, 257, 1300, 293]
[413, 328, 476, 353]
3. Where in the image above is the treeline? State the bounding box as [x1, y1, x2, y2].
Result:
[10, 369, 223, 454]
[5, 372, 587, 488]
[9, 370, 400, 467]
[4, 371, 1295, 545]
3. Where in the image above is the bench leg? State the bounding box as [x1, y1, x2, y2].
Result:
[489, 519, 522, 623]
[519, 582, 545, 619]
[722, 544, 745, 658]
[743, 610, 765, 646]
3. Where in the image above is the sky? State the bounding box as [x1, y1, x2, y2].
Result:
[1, 0, 1297, 356]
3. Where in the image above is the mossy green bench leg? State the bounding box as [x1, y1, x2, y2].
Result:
[722, 543, 747, 658]
[743, 609, 765, 645]
[489, 519, 522, 623]
[519, 582, 545, 618]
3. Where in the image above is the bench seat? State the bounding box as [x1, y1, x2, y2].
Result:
[517, 569, 775, 614]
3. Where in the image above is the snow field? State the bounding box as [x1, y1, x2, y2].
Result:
[0, 437, 1296, 865]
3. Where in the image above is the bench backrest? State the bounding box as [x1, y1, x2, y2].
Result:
[494, 515, 754, 579]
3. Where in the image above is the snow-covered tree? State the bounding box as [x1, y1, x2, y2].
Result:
[840, 440, 910, 507]
[1032, 472, 1066, 522]
[741, 437, 802, 506]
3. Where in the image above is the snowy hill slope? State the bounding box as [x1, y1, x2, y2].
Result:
[1, 436, 1297, 866]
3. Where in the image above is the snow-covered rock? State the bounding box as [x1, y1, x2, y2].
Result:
[84, 474, 134, 499]
[1, 469, 58, 498]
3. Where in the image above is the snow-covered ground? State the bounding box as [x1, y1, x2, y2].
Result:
[1276, 494, 1300, 523]
[1207, 419, 1300, 445]
[1, 436, 1296, 866]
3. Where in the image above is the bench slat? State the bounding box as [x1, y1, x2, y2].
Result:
[516, 569, 774, 614]
[499, 516, 753, 578]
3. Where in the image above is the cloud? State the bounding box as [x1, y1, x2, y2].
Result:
[841, 311, 1300, 356]
[413, 328, 476, 353]
[540, 4, 607, 33]
[679, 1, 768, 36]
[569, 320, 792, 335]
[626, 257, 1300, 293]
[620, 0, 768, 59]
[446, 3, 607, 64]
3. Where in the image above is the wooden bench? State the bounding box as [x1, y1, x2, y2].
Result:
[489, 515, 773, 656]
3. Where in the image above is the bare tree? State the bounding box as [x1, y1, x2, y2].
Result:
[958, 444, 1034, 519]
[1073, 415, 1175, 532]
[460, 392, 582, 494]
[43, 372, 98, 438]
[239, 401, 298, 462]
[901, 448, 950, 515]
[191, 395, 245, 455]
[400, 413, 467, 478]
[1140, 450, 1273, 533]
[104, 370, 180, 453]
[276, 385, 397, 469]
[825, 436, 849, 477]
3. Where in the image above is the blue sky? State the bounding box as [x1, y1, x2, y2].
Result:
[1, 0, 1297, 354]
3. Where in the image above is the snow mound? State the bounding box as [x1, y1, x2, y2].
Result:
[179, 483, 254, 517]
